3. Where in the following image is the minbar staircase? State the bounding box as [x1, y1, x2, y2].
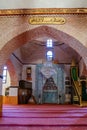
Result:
[71, 66, 87, 107]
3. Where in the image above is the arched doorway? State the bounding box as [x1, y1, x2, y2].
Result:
[0, 26, 87, 110]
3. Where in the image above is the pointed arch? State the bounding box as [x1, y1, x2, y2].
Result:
[0, 25, 87, 68]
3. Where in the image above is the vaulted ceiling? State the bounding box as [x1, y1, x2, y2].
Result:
[13, 37, 81, 64]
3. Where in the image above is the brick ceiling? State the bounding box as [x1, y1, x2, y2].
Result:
[13, 37, 81, 65]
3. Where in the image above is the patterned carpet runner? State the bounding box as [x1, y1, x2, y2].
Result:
[0, 104, 87, 130]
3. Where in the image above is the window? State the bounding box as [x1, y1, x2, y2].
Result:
[46, 51, 53, 61]
[46, 39, 53, 48]
[3, 66, 7, 83]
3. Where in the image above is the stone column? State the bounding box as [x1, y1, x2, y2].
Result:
[0, 75, 3, 116]
[83, 56, 87, 69]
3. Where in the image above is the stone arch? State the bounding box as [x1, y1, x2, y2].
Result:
[6, 59, 18, 86]
[0, 25, 87, 69]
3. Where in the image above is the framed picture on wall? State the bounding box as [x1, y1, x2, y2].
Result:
[26, 67, 32, 81]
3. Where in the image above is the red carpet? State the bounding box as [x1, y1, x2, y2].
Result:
[0, 104, 87, 130]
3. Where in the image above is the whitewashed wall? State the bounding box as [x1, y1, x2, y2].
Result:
[9, 88, 18, 96]
[64, 65, 71, 77]
[2, 70, 10, 96]
[0, 0, 87, 9]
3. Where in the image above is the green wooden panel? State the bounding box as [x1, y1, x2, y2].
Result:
[71, 67, 78, 81]
[81, 81, 87, 101]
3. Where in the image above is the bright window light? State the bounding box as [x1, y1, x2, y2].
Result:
[46, 39, 53, 48]
[3, 66, 7, 84]
[47, 51, 53, 61]
[47, 51, 53, 57]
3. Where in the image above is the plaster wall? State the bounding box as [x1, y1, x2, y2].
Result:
[0, 0, 87, 9]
